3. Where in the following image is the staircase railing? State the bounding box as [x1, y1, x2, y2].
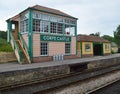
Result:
[18, 33, 31, 63]
[10, 33, 22, 64]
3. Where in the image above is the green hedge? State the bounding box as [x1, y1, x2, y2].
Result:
[0, 38, 13, 52]
[0, 44, 13, 52]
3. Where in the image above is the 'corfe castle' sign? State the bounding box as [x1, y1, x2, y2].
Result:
[40, 35, 71, 42]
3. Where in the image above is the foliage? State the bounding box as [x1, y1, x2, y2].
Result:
[114, 25, 120, 47]
[89, 32, 100, 37]
[0, 31, 7, 40]
[0, 44, 13, 52]
[101, 35, 114, 42]
[0, 38, 13, 52]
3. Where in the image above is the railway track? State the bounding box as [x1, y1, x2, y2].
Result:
[1, 64, 120, 93]
[85, 78, 120, 94]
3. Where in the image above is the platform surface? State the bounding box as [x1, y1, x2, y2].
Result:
[0, 54, 120, 73]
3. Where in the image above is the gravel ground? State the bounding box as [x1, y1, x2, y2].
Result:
[41, 70, 120, 94]
[92, 80, 120, 94]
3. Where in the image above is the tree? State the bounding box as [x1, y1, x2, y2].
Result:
[89, 32, 100, 37]
[102, 35, 114, 42]
[114, 25, 120, 47]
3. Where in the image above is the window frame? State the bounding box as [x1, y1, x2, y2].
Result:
[65, 42, 71, 55]
[32, 11, 76, 36]
[40, 42, 48, 56]
[105, 44, 110, 51]
[85, 44, 91, 52]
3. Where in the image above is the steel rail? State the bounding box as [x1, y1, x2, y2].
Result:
[85, 78, 120, 94]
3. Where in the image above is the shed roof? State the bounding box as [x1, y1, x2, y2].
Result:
[111, 42, 118, 47]
[7, 5, 77, 21]
[77, 34, 110, 43]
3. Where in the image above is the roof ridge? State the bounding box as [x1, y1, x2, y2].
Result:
[32, 5, 60, 12]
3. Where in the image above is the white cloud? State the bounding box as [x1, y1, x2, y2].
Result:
[0, 0, 120, 36]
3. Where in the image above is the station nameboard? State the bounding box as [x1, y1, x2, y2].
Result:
[40, 35, 71, 42]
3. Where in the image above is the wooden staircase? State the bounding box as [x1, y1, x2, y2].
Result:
[16, 40, 31, 64]
[10, 31, 31, 64]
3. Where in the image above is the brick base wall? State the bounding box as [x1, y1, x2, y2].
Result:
[33, 55, 77, 63]
[104, 53, 111, 56]
[33, 56, 53, 63]
[64, 55, 78, 60]
[0, 52, 17, 63]
[82, 54, 93, 58]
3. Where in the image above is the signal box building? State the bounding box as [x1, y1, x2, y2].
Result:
[7, 5, 77, 64]
[77, 35, 111, 57]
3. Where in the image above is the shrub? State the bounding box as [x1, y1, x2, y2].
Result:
[0, 44, 13, 52]
[0, 38, 13, 52]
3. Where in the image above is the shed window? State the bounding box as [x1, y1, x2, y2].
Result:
[85, 44, 91, 52]
[65, 43, 71, 54]
[105, 44, 110, 51]
[40, 42, 48, 55]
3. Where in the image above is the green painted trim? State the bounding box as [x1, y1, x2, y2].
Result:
[92, 42, 94, 55]
[7, 20, 12, 43]
[28, 9, 33, 60]
[19, 50, 22, 63]
[75, 20, 77, 36]
[40, 34, 71, 42]
[93, 42, 104, 56]
[75, 20, 77, 55]
[76, 40, 78, 55]
[10, 32, 23, 64]
[62, 22, 65, 35]
[101, 43, 104, 55]
[80, 42, 82, 57]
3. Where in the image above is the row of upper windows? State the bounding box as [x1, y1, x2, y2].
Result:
[20, 19, 75, 36]
[20, 11, 76, 25]
[33, 11, 76, 24]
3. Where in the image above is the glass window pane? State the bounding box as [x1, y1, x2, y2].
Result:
[50, 22, 57, 33]
[40, 42, 48, 55]
[20, 19, 28, 32]
[65, 25, 75, 36]
[57, 23, 63, 34]
[33, 19, 49, 33]
[65, 43, 70, 54]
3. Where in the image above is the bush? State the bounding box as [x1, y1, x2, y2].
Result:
[0, 38, 13, 52]
[0, 31, 7, 40]
[0, 44, 13, 52]
[111, 50, 115, 54]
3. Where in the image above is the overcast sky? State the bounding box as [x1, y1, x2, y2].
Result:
[0, 0, 120, 36]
